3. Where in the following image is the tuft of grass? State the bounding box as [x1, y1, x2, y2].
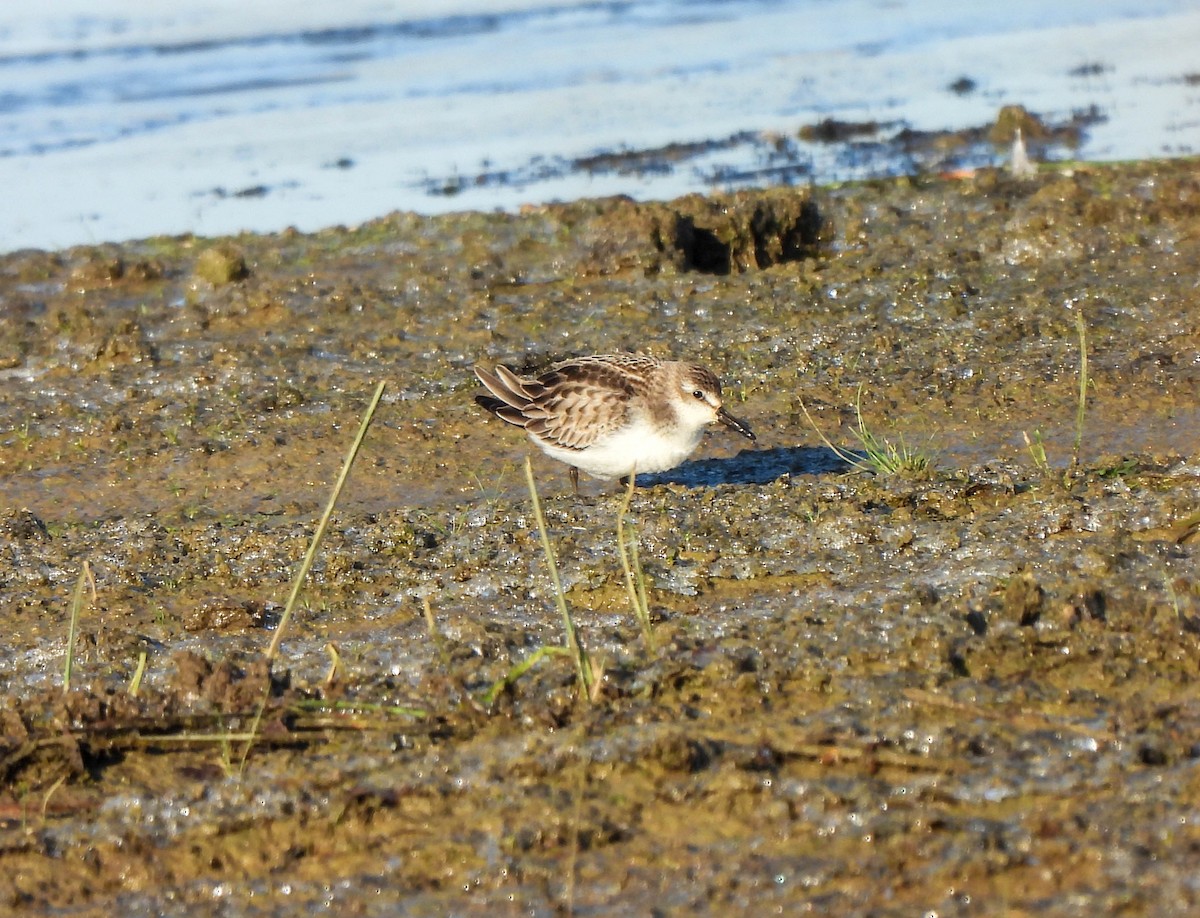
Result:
[800, 385, 933, 477]
[616, 473, 654, 650]
[523, 456, 599, 702]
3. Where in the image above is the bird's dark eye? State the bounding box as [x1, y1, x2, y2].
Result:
[692, 389, 705, 400]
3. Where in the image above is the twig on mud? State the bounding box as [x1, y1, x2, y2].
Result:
[40, 772, 70, 821]
[786, 741, 967, 774]
[903, 687, 1116, 743]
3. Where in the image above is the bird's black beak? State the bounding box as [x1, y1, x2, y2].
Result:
[717, 407, 755, 441]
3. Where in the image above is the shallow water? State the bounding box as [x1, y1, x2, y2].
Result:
[4, 0, 1200, 250]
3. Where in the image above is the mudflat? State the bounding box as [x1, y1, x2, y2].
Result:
[1, 159, 1198, 914]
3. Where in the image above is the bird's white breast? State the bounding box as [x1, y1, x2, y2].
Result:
[530, 416, 705, 479]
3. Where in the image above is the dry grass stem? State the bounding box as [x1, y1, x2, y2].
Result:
[524, 456, 595, 701]
[266, 379, 386, 661]
[1073, 309, 1089, 468]
[616, 472, 654, 649]
[62, 560, 95, 694]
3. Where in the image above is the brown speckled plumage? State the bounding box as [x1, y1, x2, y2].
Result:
[474, 353, 755, 486]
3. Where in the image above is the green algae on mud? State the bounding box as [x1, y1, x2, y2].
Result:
[1, 160, 1200, 913]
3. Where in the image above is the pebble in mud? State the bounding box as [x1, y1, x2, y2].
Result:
[192, 244, 249, 285]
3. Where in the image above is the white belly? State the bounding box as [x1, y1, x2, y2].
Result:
[531, 418, 704, 479]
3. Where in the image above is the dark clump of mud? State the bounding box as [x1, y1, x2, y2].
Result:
[1, 159, 1199, 914]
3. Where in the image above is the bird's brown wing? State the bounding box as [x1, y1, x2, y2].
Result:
[527, 360, 637, 450]
[474, 360, 635, 451]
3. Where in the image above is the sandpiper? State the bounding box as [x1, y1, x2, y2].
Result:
[473, 353, 755, 490]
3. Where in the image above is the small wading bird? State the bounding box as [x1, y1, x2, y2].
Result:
[473, 353, 755, 491]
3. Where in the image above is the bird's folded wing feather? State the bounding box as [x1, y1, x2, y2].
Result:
[476, 360, 635, 450]
[529, 362, 634, 450]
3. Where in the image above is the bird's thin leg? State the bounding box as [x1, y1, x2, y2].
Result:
[570, 466, 580, 495]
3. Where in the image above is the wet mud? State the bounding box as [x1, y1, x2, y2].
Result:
[1, 158, 1199, 914]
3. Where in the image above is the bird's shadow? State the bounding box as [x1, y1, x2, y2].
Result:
[640, 445, 852, 488]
